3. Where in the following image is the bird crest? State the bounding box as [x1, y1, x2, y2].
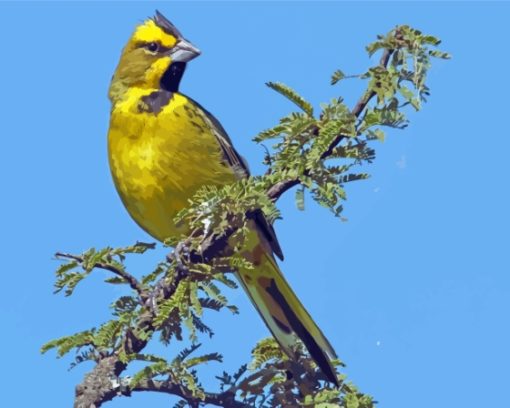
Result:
[152, 10, 183, 39]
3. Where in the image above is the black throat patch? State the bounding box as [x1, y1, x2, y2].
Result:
[161, 61, 186, 93]
[138, 90, 174, 114]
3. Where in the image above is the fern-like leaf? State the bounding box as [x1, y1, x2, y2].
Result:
[266, 82, 314, 117]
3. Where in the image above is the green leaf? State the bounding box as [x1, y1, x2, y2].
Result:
[295, 187, 305, 211]
[366, 129, 385, 142]
[410, 97, 421, 110]
[422, 34, 441, 45]
[104, 276, 128, 285]
[184, 313, 197, 342]
[253, 123, 287, 143]
[249, 337, 285, 370]
[189, 281, 202, 316]
[339, 173, 370, 184]
[83, 247, 110, 272]
[94, 320, 121, 348]
[69, 348, 96, 370]
[54, 271, 88, 297]
[331, 69, 345, 85]
[399, 85, 414, 102]
[174, 343, 202, 364]
[227, 255, 254, 271]
[154, 297, 179, 327]
[141, 263, 167, 284]
[213, 273, 239, 288]
[192, 313, 214, 338]
[199, 298, 224, 311]
[134, 353, 167, 363]
[226, 305, 239, 314]
[345, 393, 360, 408]
[266, 81, 314, 117]
[428, 49, 451, 59]
[55, 260, 78, 277]
[184, 352, 223, 369]
[201, 282, 228, 307]
[130, 361, 171, 388]
[366, 41, 385, 57]
[41, 330, 95, 357]
[173, 400, 187, 408]
[111, 296, 139, 316]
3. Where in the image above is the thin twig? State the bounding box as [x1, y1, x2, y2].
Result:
[321, 47, 393, 159]
[266, 48, 394, 202]
[55, 252, 146, 297]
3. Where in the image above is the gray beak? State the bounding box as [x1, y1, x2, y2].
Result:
[169, 39, 201, 63]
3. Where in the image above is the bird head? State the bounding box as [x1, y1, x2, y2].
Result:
[109, 11, 200, 101]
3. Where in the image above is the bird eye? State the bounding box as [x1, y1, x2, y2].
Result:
[145, 42, 160, 53]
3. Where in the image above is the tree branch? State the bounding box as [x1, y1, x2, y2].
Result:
[266, 48, 394, 202]
[74, 356, 125, 408]
[130, 379, 251, 408]
[55, 252, 146, 297]
[72, 243, 202, 406]
[321, 47, 393, 159]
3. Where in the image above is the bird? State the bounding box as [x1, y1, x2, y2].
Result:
[107, 10, 338, 386]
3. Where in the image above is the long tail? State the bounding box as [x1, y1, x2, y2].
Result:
[237, 238, 339, 386]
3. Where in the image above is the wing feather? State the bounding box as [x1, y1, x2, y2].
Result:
[186, 96, 284, 260]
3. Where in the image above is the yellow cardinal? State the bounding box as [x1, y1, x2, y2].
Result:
[107, 11, 338, 385]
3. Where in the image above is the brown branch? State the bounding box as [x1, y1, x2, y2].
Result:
[73, 244, 200, 407]
[55, 252, 146, 297]
[266, 47, 394, 203]
[74, 359, 251, 408]
[267, 179, 301, 202]
[74, 356, 125, 408]
[130, 379, 251, 408]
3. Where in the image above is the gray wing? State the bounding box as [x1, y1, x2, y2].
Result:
[186, 96, 284, 260]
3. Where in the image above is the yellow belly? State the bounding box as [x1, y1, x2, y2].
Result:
[108, 91, 236, 241]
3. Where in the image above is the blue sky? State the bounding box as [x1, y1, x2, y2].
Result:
[1, 1, 509, 407]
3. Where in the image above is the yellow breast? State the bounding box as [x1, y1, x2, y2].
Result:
[108, 90, 236, 241]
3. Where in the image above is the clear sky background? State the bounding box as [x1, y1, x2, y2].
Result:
[1, 1, 509, 407]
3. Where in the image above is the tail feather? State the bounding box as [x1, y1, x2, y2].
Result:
[237, 249, 339, 386]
